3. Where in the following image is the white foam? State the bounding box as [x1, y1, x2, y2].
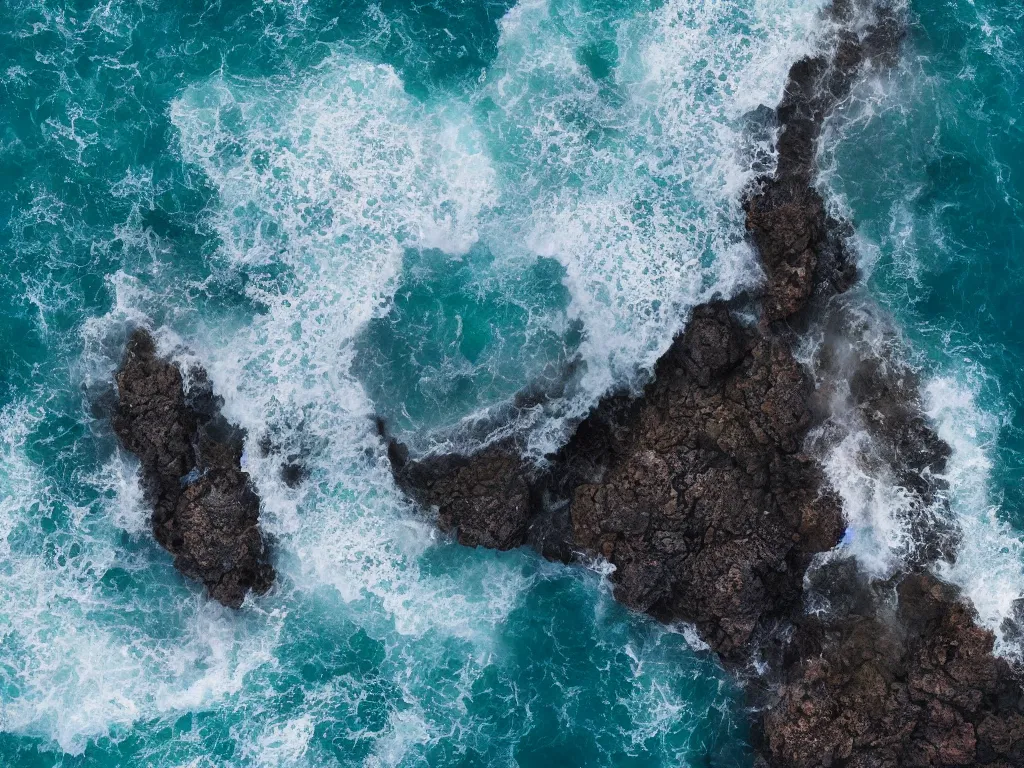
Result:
[479, 0, 827, 450]
[249, 715, 316, 767]
[168, 41, 539, 664]
[809, 32, 1024, 652]
[365, 709, 432, 768]
[160, 0, 831, 657]
[923, 374, 1024, 653]
[816, 421, 925, 575]
[0, 403, 280, 754]
[798, 300, 938, 576]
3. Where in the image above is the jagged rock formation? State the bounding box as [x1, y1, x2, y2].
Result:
[807, 306, 962, 568]
[559, 304, 845, 662]
[745, 0, 902, 322]
[762, 563, 1024, 767]
[391, 304, 846, 662]
[383, 0, 1024, 764]
[113, 329, 274, 607]
[387, 0, 901, 660]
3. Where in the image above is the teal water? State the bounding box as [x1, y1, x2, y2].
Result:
[823, 0, 1024, 640]
[2, 0, 1023, 765]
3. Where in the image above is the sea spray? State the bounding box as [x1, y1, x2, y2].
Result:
[810, 0, 1024, 652]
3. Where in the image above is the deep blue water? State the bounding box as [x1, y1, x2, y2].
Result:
[1, 0, 1023, 764]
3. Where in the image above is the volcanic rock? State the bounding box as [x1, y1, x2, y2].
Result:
[761, 565, 1024, 767]
[745, 0, 904, 322]
[388, 303, 845, 663]
[112, 329, 274, 607]
[390, 438, 535, 551]
[563, 303, 845, 661]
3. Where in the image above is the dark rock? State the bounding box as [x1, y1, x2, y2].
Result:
[391, 438, 535, 551]
[806, 306, 961, 567]
[112, 329, 274, 607]
[382, 0, 929, 668]
[257, 430, 311, 489]
[745, 175, 855, 322]
[761, 568, 1024, 767]
[524, 494, 576, 563]
[847, 353, 951, 496]
[280, 461, 305, 488]
[389, 304, 845, 663]
[745, 0, 905, 322]
[565, 304, 844, 662]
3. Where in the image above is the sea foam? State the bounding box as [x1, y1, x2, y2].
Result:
[2, 0, 834, 760]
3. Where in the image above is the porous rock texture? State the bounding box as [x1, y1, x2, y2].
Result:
[562, 303, 845, 662]
[389, 438, 535, 551]
[113, 329, 274, 607]
[388, 0, 897, 664]
[744, 0, 902, 322]
[762, 563, 1024, 767]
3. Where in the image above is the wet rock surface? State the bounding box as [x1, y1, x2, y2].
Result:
[390, 437, 536, 551]
[382, 0, 1024, 765]
[385, 305, 844, 663]
[745, 0, 904, 322]
[113, 329, 274, 607]
[746, 4, 1024, 764]
[389, 302, 844, 661]
[807, 304, 962, 568]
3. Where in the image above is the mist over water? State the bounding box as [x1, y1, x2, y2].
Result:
[2, 0, 1024, 764]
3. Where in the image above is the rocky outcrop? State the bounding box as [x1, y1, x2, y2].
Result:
[807, 306, 962, 568]
[745, 0, 903, 322]
[113, 329, 274, 607]
[383, 0, 904, 660]
[391, 303, 844, 662]
[560, 303, 845, 662]
[381, 0, 1024, 765]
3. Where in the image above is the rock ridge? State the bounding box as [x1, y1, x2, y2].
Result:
[112, 329, 274, 607]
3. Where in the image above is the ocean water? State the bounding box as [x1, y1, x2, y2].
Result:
[818, 0, 1024, 646]
[1, 0, 1022, 765]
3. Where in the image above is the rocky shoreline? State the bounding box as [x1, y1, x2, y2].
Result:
[385, 0, 1024, 764]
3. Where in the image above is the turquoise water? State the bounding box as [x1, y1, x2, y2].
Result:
[2, 0, 1023, 765]
[823, 0, 1024, 638]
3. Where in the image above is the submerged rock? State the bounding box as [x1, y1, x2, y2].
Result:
[113, 329, 274, 607]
